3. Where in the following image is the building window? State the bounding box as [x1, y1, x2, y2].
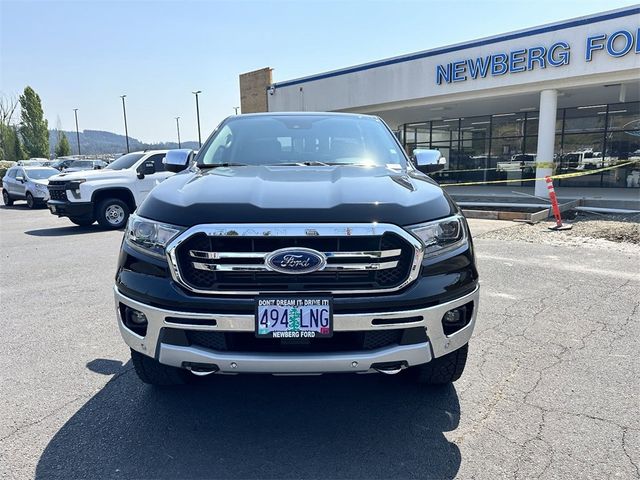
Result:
[401, 100, 640, 188]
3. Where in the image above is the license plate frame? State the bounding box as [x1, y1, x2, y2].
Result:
[255, 297, 333, 338]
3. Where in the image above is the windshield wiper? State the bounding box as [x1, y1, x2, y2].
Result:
[198, 163, 250, 169]
[300, 160, 330, 166]
[323, 162, 379, 166]
[261, 161, 331, 167]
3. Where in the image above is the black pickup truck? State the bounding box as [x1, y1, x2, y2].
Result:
[114, 112, 479, 386]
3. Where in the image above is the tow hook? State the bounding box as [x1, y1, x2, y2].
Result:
[371, 361, 408, 375]
[183, 362, 219, 376]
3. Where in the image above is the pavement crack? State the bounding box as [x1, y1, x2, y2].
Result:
[622, 427, 640, 478]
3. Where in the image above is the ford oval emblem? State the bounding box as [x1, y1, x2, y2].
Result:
[265, 248, 327, 275]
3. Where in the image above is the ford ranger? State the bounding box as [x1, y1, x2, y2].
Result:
[115, 113, 479, 386]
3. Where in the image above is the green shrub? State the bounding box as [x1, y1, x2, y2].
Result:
[0, 160, 16, 186]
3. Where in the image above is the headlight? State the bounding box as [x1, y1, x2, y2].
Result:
[67, 179, 85, 191]
[407, 214, 467, 258]
[35, 183, 48, 191]
[125, 214, 184, 258]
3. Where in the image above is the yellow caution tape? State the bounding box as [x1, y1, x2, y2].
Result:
[434, 162, 556, 174]
[440, 160, 639, 187]
[531, 162, 556, 169]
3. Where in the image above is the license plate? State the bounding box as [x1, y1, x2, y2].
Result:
[49, 205, 56, 213]
[256, 297, 332, 338]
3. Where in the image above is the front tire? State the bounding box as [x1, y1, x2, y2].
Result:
[408, 343, 469, 385]
[2, 190, 13, 206]
[96, 198, 129, 229]
[69, 216, 95, 227]
[26, 192, 35, 209]
[130, 349, 192, 386]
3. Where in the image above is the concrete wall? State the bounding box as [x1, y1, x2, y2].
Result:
[266, 8, 639, 113]
[239, 68, 272, 113]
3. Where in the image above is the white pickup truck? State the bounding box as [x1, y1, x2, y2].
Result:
[47, 150, 173, 228]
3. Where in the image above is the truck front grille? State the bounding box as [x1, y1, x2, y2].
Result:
[47, 181, 68, 201]
[171, 229, 417, 293]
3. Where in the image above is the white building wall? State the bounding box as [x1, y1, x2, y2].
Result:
[268, 8, 640, 113]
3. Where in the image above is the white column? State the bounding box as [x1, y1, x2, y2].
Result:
[534, 89, 558, 197]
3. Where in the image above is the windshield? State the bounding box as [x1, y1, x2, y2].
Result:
[105, 153, 144, 170]
[197, 115, 405, 168]
[24, 168, 59, 180]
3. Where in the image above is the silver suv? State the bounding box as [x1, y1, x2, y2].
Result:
[2, 166, 59, 208]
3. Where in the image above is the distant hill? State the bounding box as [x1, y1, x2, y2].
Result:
[48, 129, 199, 156]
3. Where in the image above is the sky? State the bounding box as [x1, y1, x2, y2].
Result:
[1, 0, 638, 144]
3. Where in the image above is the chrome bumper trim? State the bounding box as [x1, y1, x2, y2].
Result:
[114, 285, 479, 371]
[159, 342, 432, 374]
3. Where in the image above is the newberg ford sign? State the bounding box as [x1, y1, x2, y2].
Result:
[436, 29, 639, 84]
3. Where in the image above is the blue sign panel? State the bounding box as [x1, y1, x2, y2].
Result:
[436, 29, 638, 85]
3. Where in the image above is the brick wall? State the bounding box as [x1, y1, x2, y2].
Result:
[239, 68, 273, 113]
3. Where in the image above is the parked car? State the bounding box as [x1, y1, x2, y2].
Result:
[62, 159, 108, 172]
[51, 158, 76, 170]
[114, 113, 479, 387]
[47, 150, 173, 228]
[2, 166, 60, 208]
[17, 159, 47, 167]
[51, 159, 107, 172]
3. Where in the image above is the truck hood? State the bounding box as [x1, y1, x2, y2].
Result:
[138, 165, 455, 227]
[49, 168, 131, 182]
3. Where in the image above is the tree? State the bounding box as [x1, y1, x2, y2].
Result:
[0, 94, 24, 161]
[19, 86, 49, 158]
[54, 131, 71, 157]
[13, 126, 25, 160]
[0, 94, 19, 126]
[0, 124, 25, 161]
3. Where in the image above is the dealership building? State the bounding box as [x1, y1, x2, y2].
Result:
[240, 7, 640, 197]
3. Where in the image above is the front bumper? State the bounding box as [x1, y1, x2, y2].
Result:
[33, 190, 49, 202]
[114, 285, 479, 374]
[47, 200, 93, 218]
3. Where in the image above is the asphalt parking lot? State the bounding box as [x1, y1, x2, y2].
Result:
[1, 205, 638, 479]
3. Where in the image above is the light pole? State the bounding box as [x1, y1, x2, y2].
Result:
[234, 106, 239, 115]
[73, 108, 81, 155]
[120, 95, 130, 153]
[175, 116, 181, 148]
[192, 90, 202, 147]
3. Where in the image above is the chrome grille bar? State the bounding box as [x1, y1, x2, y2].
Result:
[190, 251, 265, 259]
[189, 249, 402, 260]
[192, 262, 269, 272]
[192, 260, 399, 272]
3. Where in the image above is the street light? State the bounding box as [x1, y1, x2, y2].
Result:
[73, 108, 81, 155]
[175, 116, 181, 148]
[192, 90, 202, 147]
[120, 95, 130, 153]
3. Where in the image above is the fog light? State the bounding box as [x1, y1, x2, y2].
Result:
[443, 310, 462, 325]
[129, 310, 147, 325]
[441, 302, 473, 336]
[122, 306, 148, 336]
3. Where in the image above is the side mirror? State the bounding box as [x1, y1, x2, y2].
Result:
[412, 149, 446, 174]
[163, 149, 193, 173]
[137, 160, 156, 179]
[16, 176, 25, 183]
